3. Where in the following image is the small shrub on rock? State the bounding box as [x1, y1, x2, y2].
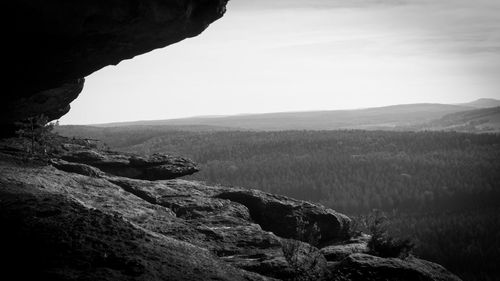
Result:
[281, 238, 328, 281]
[364, 210, 414, 259]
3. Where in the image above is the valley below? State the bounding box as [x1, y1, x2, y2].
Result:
[57, 123, 500, 281]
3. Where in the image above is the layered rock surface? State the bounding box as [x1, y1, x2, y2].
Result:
[0, 141, 462, 281]
[57, 147, 199, 180]
[5, 0, 228, 134]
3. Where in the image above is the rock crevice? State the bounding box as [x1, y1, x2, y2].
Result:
[216, 189, 352, 246]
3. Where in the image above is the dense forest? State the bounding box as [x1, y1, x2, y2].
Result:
[58, 127, 500, 281]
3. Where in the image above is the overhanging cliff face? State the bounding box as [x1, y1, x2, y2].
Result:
[4, 0, 228, 135]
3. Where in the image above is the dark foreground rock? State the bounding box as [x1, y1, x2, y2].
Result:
[0, 146, 462, 281]
[0, 184, 264, 281]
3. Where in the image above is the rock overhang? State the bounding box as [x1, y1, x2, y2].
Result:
[4, 0, 229, 136]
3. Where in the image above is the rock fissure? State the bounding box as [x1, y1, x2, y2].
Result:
[107, 177, 161, 206]
[216, 189, 352, 246]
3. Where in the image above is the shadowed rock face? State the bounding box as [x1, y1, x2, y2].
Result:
[0, 184, 266, 281]
[4, 0, 228, 135]
[2, 79, 85, 136]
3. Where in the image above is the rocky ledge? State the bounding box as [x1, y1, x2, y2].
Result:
[55, 145, 199, 180]
[0, 140, 462, 281]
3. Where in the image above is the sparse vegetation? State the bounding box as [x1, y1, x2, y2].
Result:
[280, 216, 326, 281]
[281, 238, 327, 281]
[363, 210, 414, 259]
[346, 216, 363, 238]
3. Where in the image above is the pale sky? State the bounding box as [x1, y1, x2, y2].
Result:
[61, 0, 500, 125]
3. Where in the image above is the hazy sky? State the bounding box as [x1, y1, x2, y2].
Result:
[61, 0, 500, 124]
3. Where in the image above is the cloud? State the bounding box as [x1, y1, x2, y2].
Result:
[229, 0, 500, 56]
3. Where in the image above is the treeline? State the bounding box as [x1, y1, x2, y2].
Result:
[58, 128, 500, 281]
[110, 130, 500, 215]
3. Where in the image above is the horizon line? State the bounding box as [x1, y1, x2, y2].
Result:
[62, 98, 500, 126]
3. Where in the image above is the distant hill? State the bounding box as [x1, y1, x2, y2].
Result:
[456, 98, 500, 108]
[92, 103, 475, 131]
[408, 106, 500, 133]
[58, 99, 500, 136]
